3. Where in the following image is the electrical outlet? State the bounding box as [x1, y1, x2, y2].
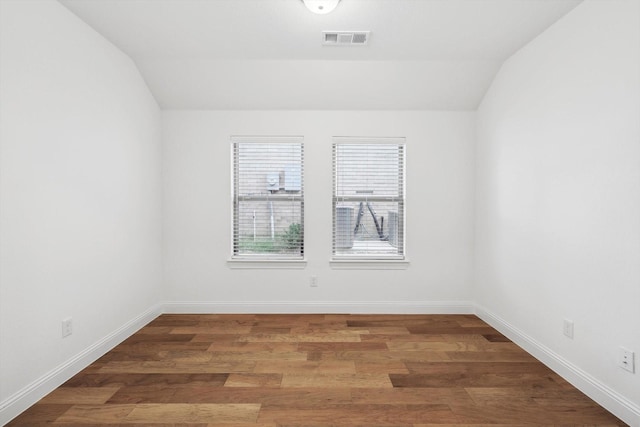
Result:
[563, 319, 574, 339]
[310, 276, 318, 287]
[618, 347, 635, 373]
[62, 317, 73, 338]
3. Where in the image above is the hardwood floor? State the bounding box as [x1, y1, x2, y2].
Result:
[8, 314, 626, 426]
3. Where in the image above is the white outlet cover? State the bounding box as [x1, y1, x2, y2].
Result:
[62, 317, 73, 338]
[563, 319, 574, 339]
[619, 347, 635, 373]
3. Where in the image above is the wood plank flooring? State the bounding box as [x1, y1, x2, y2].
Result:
[8, 314, 626, 426]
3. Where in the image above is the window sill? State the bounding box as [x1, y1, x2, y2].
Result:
[227, 258, 307, 269]
[330, 258, 410, 270]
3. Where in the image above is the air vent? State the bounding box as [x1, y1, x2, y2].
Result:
[322, 31, 370, 46]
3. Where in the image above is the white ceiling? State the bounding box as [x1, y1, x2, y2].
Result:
[59, 0, 582, 110]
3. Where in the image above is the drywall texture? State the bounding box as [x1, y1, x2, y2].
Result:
[0, 0, 162, 408]
[162, 111, 475, 307]
[476, 0, 640, 411]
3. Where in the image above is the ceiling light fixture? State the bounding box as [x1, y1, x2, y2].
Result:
[302, 0, 341, 15]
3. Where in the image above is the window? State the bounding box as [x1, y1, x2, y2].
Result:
[232, 136, 304, 260]
[332, 137, 405, 260]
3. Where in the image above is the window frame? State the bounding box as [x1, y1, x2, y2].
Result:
[228, 136, 306, 268]
[331, 137, 408, 266]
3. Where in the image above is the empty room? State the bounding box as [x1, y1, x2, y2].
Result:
[1, 0, 639, 425]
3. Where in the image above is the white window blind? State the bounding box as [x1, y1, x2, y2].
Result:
[332, 138, 405, 259]
[232, 136, 304, 259]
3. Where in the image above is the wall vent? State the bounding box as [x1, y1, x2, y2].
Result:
[322, 31, 370, 46]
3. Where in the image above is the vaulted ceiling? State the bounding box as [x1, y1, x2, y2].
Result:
[59, 0, 582, 110]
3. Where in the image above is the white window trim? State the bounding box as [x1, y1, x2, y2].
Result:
[329, 258, 410, 270]
[331, 136, 407, 265]
[227, 258, 307, 269]
[230, 135, 305, 264]
[332, 136, 406, 145]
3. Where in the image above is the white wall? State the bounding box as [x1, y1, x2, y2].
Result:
[162, 111, 475, 311]
[0, 0, 162, 421]
[475, 0, 640, 422]
[3, 0, 637, 424]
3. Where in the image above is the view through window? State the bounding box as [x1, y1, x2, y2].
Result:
[332, 138, 405, 259]
[232, 136, 304, 259]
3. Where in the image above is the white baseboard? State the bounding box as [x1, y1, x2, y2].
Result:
[475, 304, 640, 427]
[0, 304, 162, 426]
[6, 302, 635, 427]
[162, 300, 475, 314]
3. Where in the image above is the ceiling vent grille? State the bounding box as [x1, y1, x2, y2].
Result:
[322, 31, 370, 46]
